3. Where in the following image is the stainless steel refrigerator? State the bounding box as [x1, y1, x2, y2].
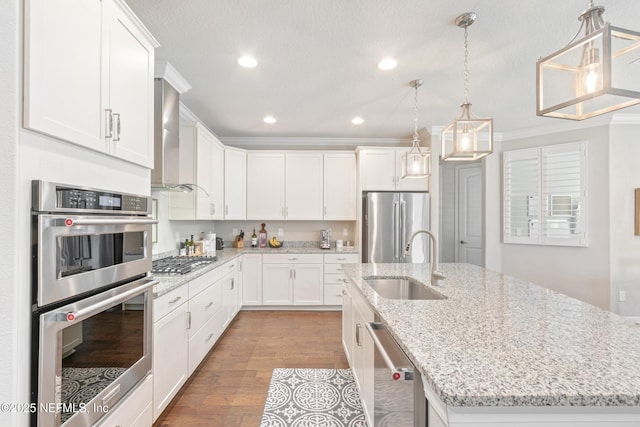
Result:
[362, 192, 430, 263]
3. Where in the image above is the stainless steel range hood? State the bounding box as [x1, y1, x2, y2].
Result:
[151, 77, 196, 192]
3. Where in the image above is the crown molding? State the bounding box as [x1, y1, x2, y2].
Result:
[155, 60, 192, 94]
[220, 136, 408, 150]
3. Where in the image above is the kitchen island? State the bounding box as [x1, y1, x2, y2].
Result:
[342, 263, 640, 427]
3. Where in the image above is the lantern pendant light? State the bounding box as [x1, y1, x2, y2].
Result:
[401, 79, 431, 178]
[442, 12, 493, 162]
[536, 1, 640, 120]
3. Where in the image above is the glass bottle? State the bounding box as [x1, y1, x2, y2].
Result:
[251, 228, 258, 248]
[258, 223, 268, 248]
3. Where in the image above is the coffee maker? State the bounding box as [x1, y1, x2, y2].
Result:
[320, 229, 331, 249]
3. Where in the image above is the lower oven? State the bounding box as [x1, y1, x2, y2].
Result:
[365, 320, 426, 427]
[31, 276, 155, 426]
[30, 181, 157, 426]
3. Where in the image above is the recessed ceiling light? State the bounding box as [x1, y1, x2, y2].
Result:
[352, 117, 364, 125]
[378, 57, 397, 70]
[263, 115, 276, 124]
[238, 56, 258, 68]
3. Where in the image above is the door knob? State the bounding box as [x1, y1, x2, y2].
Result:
[460, 240, 468, 244]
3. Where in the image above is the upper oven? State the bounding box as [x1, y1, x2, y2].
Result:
[31, 180, 155, 308]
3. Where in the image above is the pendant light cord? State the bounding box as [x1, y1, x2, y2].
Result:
[413, 83, 419, 145]
[463, 24, 470, 104]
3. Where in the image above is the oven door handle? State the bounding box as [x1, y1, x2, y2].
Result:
[59, 278, 158, 322]
[66, 218, 158, 227]
[365, 322, 413, 381]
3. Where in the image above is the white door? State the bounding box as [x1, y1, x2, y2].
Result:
[285, 153, 323, 219]
[324, 153, 357, 220]
[247, 152, 286, 220]
[292, 264, 324, 305]
[224, 148, 247, 220]
[107, 1, 155, 167]
[456, 163, 483, 266]
[262, 264, 292, 305]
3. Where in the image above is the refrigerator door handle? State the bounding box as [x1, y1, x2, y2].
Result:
[393, 201, 400, 261]
[400, 200, 406, 261]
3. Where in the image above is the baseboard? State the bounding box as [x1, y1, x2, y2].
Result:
[241, 305, 341, 312]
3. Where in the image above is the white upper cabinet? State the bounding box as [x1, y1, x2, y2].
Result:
[24, 0, 158, 168]
[246, 152, 286, 220]
[170, 123, 224, 220]
[285, 152, 324, 220]
[224, 148, 247, 220]
[359, 148, 429, 192]
[323, 152, 356, 220]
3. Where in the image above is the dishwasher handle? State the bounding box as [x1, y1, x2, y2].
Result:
[365, 322, 413, 381]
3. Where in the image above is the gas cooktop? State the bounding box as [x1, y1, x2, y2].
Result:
[151, 256, 216, 275]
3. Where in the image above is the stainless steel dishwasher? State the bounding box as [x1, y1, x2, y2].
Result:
[365, 319, 426, 427]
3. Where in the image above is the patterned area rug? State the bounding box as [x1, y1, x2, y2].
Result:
[260, 368, 367, 427]
[61, 367, 127, 423]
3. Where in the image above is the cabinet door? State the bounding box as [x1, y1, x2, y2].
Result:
[292, 263, 324, 305]
[323, 152, 356, 220]
[395, 150, 430, 191]
[209, 136, 225, 219]
[359, 150, 397, 191]
[195, 128, 215, 219]
[24, 0, 106, 152]
[106, 0, 155, 167]
[341, 286, 352, 363]
[247, 152, 286, 220]
[222, 271, 240, 326]
[153, 302, 188, 421]
[262, 264, 292, 305]
[285, 152, 323, 219]
[224, 148, 247, 220]
[242, 254, 262, 305]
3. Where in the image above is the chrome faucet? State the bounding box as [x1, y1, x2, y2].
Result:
[405, 229, 446, 286]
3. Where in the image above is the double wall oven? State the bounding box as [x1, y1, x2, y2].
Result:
[30, 181, 157, 427]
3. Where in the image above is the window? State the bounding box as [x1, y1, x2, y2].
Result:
[503, 141, 587, 246]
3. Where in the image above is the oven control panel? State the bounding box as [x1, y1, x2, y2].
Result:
[32, 180, 151, 215]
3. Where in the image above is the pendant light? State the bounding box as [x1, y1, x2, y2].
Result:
[401, 79, 431, 178]
[536, 1, 640, 120]
[442, 12, 493, 162]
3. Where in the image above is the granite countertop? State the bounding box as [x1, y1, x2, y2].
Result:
[342, 262, 640, 408]
[152, 246, 359, 298]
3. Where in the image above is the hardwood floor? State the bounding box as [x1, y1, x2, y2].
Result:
[153, 310, 349, 427]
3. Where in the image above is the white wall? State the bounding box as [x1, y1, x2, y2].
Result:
[0, 0, 21, 425]
[609, 121, 640, 315]
[489, 126, 611, 309]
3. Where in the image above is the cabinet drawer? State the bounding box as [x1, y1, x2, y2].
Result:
[188, 281, 223, 338]
[263, 253, 323, 264]
[324, 273, 349, 285]
[189, 266, 223, 298]
[154, 286, 188, 322]
[324, 284, 344, 305]
[188, 308, 226, 376]
[96, 375, 152, 427]
[324, 253, 360, 264]
[222, 258, 240, 276]
[325, 263, 350, 274]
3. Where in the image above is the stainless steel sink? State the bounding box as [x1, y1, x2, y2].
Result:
[364, 276, 447, 300]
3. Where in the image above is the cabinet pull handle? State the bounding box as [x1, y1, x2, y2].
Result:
[336, 267, 343, 271]
[205, 302, 214, 309]
[342, 289, 348, 295]
[337, 257, 347, 261]
[211, 203, 215, 215]
[230, 278, 234, 290]
[186, 312, 191, 329]
[293, 268, 296, 279]
[288, 257, 298, 261]
[104, 109, 113, 138]
[355, 323, 362, 346]
[239, 261, 242, 272]
[113, 113, 121, 141]
[324, 206, 327, 217]
[205, 333, 214, 342]
[168, 296, 182, 305]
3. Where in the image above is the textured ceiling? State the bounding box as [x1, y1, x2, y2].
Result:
[126, 0, 640, 140]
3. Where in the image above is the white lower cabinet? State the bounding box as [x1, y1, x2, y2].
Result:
[344, 279, 374, 426]
[242, 253, 263, 305]
[96, 375, 153, 427]
[341, 285, 353, 363]
[152, 287, 189, 421]
[323, 253, 359, 306]
[262, 254, 323, 305]
[187, 276, 224, 376]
